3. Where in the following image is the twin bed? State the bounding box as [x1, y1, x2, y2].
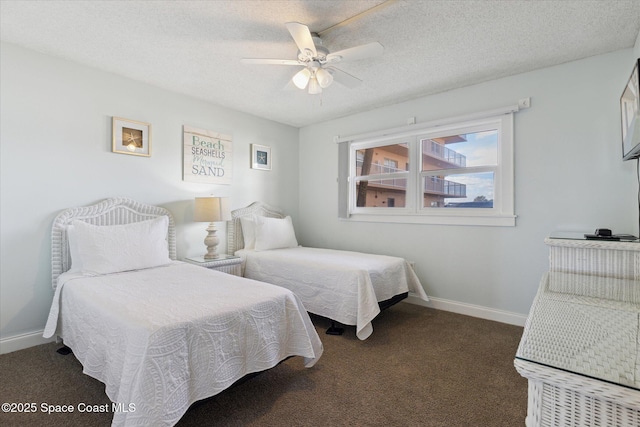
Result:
[227, 202, 429, 340]
[44, 197, 428, 426]
[44, 198, 322, 427]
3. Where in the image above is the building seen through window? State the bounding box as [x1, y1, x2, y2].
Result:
[344, 111, 514, 226]
[355, 130, 497, 209]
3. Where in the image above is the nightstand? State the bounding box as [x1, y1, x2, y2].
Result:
[183, 254, 242, 276]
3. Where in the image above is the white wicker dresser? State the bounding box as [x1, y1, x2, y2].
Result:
[515, 237, 640, 427]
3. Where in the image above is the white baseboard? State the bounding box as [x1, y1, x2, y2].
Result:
[405, 295, 528, 327]
[0, 330, 55, 355]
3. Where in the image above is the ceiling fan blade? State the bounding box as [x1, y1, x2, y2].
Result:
[241, 58, 301, 66]
[326, 42, 383, 64]
[326, 67, 362, 89]
[285, 22, 317, 57]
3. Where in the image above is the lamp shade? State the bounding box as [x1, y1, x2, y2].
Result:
[315, 68, 333, 88]
[194, 197, 230, 222]
[292, 68, 311, 89]
[308, 76, 322, 94]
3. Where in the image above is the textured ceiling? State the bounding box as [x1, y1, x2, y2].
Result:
[1, 0, 639, 127]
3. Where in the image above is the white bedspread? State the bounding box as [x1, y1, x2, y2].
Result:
[43, 262, 323, 427]
[236, 247, 428, 340]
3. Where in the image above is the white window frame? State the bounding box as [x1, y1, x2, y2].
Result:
[345, 112, 515, 227]
[350, 137, 414, 214]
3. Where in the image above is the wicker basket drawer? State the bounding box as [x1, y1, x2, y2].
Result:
[515, 359, 640, 427]
[545, 238, 640, 280]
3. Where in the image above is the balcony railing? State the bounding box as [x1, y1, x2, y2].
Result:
[356, 162, 405, 176]
[424, 176, 466, 197]
[424, 140, 466, 167]
[366, 178, 408, 189]
[356, 162, 407, 189]
[356, 161, 465, 197]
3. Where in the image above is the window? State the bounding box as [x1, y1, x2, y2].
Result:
[354, 141, 409, 208]
[419, 125, 498, 210]
[344, 112, 515, 226]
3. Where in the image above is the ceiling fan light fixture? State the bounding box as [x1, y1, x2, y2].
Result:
[244, 22, 382, 95]
[292, 68, 311, 89]
[308, 76, 322, 94]
[316, 68, 334, 88]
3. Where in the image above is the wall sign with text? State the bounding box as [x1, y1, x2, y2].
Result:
[183, 126, 232, 184]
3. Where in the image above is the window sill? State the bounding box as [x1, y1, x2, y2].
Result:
[344, 213, 517, 227]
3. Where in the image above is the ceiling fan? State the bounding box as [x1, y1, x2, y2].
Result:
[241, 22, 384, 94]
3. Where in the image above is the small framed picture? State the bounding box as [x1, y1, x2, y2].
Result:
[112, 117, 151, 157]
[251, 144, 271, 170]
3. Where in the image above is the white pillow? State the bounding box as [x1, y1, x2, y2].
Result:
[66, 224, 83, 273]
[240, 216, 257, 250]
[68, 216, 171, 275]
[254, 215, 298, 251]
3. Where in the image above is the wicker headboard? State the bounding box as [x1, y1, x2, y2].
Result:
[51, 197, 177, 288]
[226, 201, 284, 255]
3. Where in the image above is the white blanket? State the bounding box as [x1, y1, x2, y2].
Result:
[236, 247, 428, 340]
[43, 262, 323, 427]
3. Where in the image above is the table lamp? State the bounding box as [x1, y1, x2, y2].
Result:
[194, 197, 230, 259]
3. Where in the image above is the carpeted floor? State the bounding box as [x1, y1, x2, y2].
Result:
[0, 303, 527, 426]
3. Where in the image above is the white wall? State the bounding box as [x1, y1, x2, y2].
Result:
[297, 49, 638, 322]
[2, 41, 637, 353]
[0, 42, 300, 352]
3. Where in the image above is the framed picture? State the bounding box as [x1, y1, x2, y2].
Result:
[251, 144, 271, 170]
[112, 117, 151, 157]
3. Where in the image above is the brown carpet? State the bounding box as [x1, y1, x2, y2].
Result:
[0, 304, 527, 426]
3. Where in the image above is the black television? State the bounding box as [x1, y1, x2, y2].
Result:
[621, 58, 640, 161]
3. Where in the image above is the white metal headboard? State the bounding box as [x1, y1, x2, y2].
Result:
[226, 201, 284, 255]
[51, 197, 177, 287]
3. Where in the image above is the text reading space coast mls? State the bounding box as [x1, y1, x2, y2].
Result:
[2, 402, 136, 414]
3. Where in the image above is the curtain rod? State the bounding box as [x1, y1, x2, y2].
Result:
[334, 102, 525, 144]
